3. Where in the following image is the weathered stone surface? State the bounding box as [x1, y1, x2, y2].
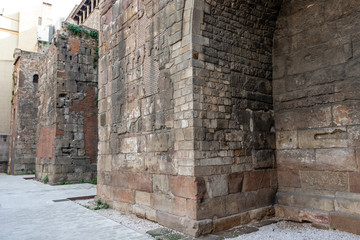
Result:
[277, 149, 315, 170]
[243, 171, 271, 192]
[277, 170, 301, 188]
[330, 213, 360, 235]
[228, 172, 244, 194]
[8, 50, 42, 174]
[35, 22, 98, 183]
[299, 171, 348, 191]
[316, 148, 356, 171]
[169, 176, 206, 200]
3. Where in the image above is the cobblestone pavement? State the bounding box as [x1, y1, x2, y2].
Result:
[0, 174, 150, 240]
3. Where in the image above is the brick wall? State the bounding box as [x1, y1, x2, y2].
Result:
[273, 0, 360, 234]
[36, 23, 98, 184]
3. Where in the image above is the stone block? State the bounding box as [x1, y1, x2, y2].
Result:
[276, 131, 297, 149]
[275, 106, 332, 131]
[277, 169, 301, 188]
[330, 213, 360, 235]
[153, 174, 170, 194]
[119, 137, 138, 153]
[135, 191, 151, 206]
[152, 193, 186, 217]
[243, 170, 271, 192]
[205, 175, 228, 198]
[197, 196, 226, 220]
[298, 127, 347, 149]
[252, 149, 274, 169]
[112, 188, 134, 204]
[112, 171, 152, 192]
[333, 103, 360, 126]
[169, 175, 206, 200]
[228, 172, 244, 194]
[299, 171, 348, 191]
[349, 172, 360, 193]
[316, 148, 356, 171]
[277, 149, 315, 170]
[277, 192, 334, 212]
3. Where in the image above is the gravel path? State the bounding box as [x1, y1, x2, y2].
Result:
[230, 221, 360, 240]
[76, 199, 360, 240]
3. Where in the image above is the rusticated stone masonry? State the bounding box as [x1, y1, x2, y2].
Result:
[35, 22, 98, 184]
[273, 0, 360, 235]
[8, 50, 42, 174]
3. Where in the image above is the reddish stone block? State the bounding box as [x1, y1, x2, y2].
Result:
[330, 213, 360, 235]
[36, 126, 55, 158]
[228, 172, 244, 193]
[113, 188, 134, 204]
[70, 87, 98, 163]
[55, 123, 64, 136]
[349, 172, 360, 193]
[69, 38, 80, 54]
[277, 169, 301, 188]
[169, 176, 206, 200]
[333, 103, 360, 126]
[57, 70, 67, 78]
[243, 170, 271, 192]
[112, 171, 152, 192]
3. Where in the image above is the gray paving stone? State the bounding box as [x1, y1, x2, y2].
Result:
[0, 174, 150, 240]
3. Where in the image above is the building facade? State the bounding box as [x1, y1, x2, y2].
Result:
[0, 2, 53, 173]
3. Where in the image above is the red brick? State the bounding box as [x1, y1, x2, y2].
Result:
[69, 38, 80, 54]
[70, 87, 98, 163]
[36, 126, 55, 158]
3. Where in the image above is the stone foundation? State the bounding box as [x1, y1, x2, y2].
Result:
[35, 23, 98, 184]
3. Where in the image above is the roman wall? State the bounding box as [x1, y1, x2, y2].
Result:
[8, 50, 41, 174]
[97, 0, 282, 236]
[273, 0, 360, 235]
[35, 23, 98, 184]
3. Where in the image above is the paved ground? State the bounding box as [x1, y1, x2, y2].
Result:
[0, 174, 150, 240]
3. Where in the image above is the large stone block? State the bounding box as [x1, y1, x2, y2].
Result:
[169, 175, 206, 200]
[299, 171, 348, 191]
[316, 148, 356, 171]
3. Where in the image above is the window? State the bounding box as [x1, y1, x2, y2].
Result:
[38, 17, 42, 26]
[33, 74, 39, 84]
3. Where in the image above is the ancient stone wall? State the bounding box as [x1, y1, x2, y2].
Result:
[192, 0, 281, 232]
[0, 135, 9, 172]
[273, 0, 360, 235]
[8, 50, 41, 174]
[97, 0, 195, 233]
[36, 23, 98, 184]
[97, 0, 282, 236]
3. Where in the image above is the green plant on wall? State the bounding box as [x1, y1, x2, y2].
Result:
[43, 175, 49, 184]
